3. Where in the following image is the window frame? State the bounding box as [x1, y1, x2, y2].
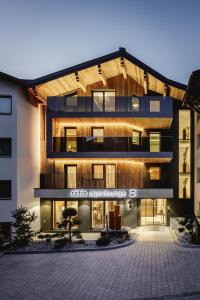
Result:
[150, 100, 160, 112]
[0, 138, 12, 157]
[149, 167, 161, 181]
[0, 180, 12, 200]
[0, 95, 12, 115]
[132, 130, 141, 145]
[92, 127, 104, 143]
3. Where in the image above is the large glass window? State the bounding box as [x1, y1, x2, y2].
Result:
[150, 100, 160, 112]
[179, 110, 191, 198]
[92, 201, 104, 228]
[92, 128, 104, 143]
[64, 165, 77, 188]
[92, 91, 115, 112]
[64, 128, 77, 152]
[0, 180, 11, 199]
[93, 165, 104, 179]
[150, 132, 160, 152]
[0, 138, 11, 157]
[0, 96, 12, 115]
[92, 201, 117, 228]
[132, 130, 141, 145]
[131, 97, 140, 111]
[53, 201, 78, 229]
[149, 167, 160, 180]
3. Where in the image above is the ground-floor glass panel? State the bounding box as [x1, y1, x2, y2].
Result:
[53, 200, 78, 228]
[92, 200, 117, 229]
[141, 199, 166, 225]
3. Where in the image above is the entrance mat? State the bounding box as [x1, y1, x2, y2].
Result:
[141, 226, 166, 231]
[131, 290, 200, 300]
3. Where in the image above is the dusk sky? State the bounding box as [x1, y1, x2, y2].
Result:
[0, 0, 200, 84]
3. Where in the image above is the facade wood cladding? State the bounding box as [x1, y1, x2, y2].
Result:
[45, 160, 144, 189]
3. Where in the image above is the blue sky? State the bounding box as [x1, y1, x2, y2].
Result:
[0, 0, 200, 83]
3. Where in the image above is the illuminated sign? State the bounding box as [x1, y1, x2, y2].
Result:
[70, 189, 137, 198]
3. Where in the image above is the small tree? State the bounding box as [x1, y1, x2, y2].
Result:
[11, 206, 37, 246]
[60, 207, 81, 243]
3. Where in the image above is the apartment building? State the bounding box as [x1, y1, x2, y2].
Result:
[0, 48, 194, 237]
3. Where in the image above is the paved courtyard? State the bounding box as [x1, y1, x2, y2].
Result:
[1, 228, 200, 300]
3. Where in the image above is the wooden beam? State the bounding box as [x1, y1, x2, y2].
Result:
[120, 57, 127, 79]
[33, 87, 45, 103]
[98, 64, 107, 86]
[144, 72, 148, 95]
[163, 84, 170, 97]
[75, 72, 86, 92]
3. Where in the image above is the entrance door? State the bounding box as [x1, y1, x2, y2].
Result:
[141, 199, 166, 225]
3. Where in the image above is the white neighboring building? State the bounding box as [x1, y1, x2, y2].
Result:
[0, 73, 40, 240]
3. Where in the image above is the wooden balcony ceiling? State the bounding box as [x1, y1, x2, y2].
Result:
[55, 117, 172, 129]
[27, 48, 186, 103]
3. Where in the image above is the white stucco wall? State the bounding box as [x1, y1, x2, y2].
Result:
[0, 79, 18, 222]
[0, 79, 40, 231]
[194, 112, 200, 215]
[17, 88, 40, 231]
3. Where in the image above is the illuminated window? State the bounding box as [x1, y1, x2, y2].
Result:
[53, 201, 78, 228]
[0, 96, 12, 115]
[92, 91, 115, 112]
[149, 167, 160, 180]
[197, 134, 200, 149]
[92, 201, 104, 228]
[93, 165, 104, 179]
[65, 165, 77, 188]
[150, 100, 160, 112]
[131, 97, 140, 111]
[197, 168, 200, 183]
[92, 128, 104, 143]
[150, 132, 160, 152]
[132, 130, 141, 145]
[65, 128, 77, 152]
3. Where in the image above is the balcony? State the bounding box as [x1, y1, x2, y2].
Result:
[47, 96, 173, 119]
[47, 136, 173, 162]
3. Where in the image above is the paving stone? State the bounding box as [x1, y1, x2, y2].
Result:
[1, 228, 200, 300]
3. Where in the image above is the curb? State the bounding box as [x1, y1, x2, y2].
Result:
[170, 229, 200, 249]
[4, 236, 136, 255]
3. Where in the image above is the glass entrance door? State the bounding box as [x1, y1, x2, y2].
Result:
[141, 199, 166, 225]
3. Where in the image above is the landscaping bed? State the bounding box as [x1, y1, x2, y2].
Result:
[4, 233, 136, 254]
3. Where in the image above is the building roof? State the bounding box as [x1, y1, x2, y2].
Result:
[0, 47, 187, 101]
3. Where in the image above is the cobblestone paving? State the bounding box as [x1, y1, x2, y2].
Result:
[1, 228, 200, 300]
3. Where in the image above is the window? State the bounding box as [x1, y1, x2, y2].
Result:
[92, 128, 104, 143]
[197, 134, 200, 149]
[149, 167, 160, 180]
[0, 180, 11, 199]
[93, 165, 104, 179]
[131, 97, 140, 111]
[64, 128, 77, 152]
[197, 115, 200, 123]
[0, 96, 12, 115]
[150, 100, 160, 112]
[0, 223, 11, 241]
[92, 201, 104, 228]
[197, 168, 200, 183]
[0, 138, 11, 157]
[150, 132, 160, 152]
[92, 91, 115, 112]
[53, 201, 78, 228]
[105, 165, 115, 188]
[64, 165, 77, 188]
[64, 92, 77, 109]
[132, 130, 141, 145]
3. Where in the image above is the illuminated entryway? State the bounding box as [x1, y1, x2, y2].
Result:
[141, 199, 166, 225]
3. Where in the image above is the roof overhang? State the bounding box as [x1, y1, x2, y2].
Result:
[26, 48, 186, 102]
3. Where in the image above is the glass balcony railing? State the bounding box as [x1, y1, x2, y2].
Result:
[47, 96, 173, 115]
[40, 172, 172, 189]
[52, 136, 173, 153]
